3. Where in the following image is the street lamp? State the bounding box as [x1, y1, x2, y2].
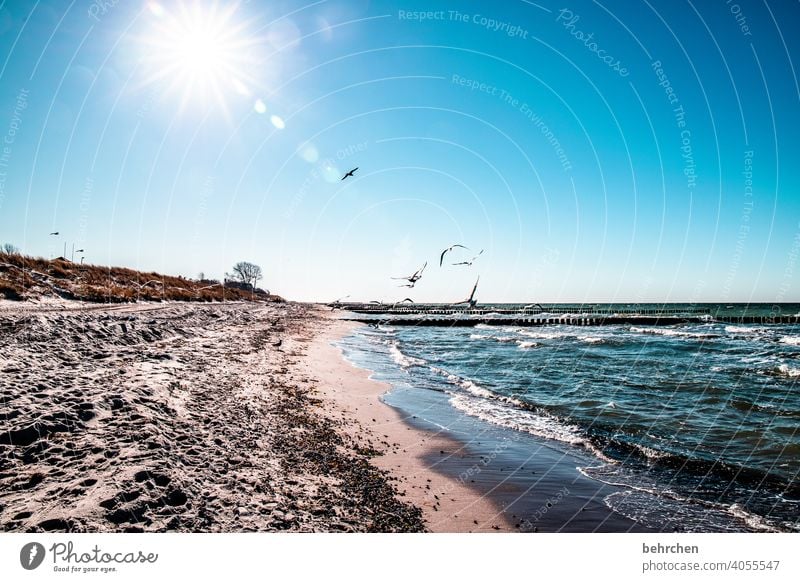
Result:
[48, 231, 60, 259]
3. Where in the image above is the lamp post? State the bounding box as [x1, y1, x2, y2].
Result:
[48, 231, 59, 259]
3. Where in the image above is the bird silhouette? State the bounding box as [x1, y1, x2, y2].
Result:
[341, 167, 358, 180]
[452, 249, 484, 266]
[439, 244, 468, 266]
[49, 231, 59, 235]
[452, 277, 480, 308]
[391, 262, 427, 288]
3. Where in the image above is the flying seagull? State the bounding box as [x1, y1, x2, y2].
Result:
[452, 249, 484, 266]
[452, 276, 480, 308]
[341, 167, 358, 180]
[49, 231, 59, 235]
[391, 262, 427, 288]
[392, 298, 415, 307]
[439, 244, 468, 267]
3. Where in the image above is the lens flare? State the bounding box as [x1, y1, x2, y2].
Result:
[138, 1, 262, 115]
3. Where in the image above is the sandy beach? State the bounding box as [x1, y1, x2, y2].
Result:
[0, 299, 516, 532]
[0, 301, 429, 532]
[303, 319, 513, 532]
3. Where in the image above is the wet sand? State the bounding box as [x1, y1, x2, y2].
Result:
[302, 319, 513, 532]
[315, 317, 653, 533]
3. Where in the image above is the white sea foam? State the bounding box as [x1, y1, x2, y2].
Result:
[774, 363, 800, 378]
[469, 333, 516, 343]
[727, 504, 780, 532]
[634, 443, 668, 460]
[448, 392, 594, 451]
[779, 335, 800, 346]
[630, 326, 719, 339]
[517, 341, 537, 349]
[388, 341, 426, 369]
[724, 325, 766, 334]
[517, 328, 575, 341]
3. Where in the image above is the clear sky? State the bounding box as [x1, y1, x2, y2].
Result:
[0, 0, 798, 303]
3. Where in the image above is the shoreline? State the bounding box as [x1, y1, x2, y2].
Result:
[303, 316, 514, 532]
[309, 314, 653, 533]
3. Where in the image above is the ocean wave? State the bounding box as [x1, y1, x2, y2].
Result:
[387, 341, 427, 369]
[469, 333, 516, 343]
[634, 443, 669, 461]
[630, 326, 720, 339]
[727, 503, 781, 532]
[517, 340, 537, 349]
[516, 328, 576, 341]
[429, 366, 529, 408]
[448, 392, 609, 459]
[724, 325, 769, 335]
[601, 489, 780, 533]
[779, 335, 800, 346]
[770, 363, 800, 378]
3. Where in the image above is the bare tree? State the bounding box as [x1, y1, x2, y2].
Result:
[230, 261, 263, 289]
[1, 243, 20, 255]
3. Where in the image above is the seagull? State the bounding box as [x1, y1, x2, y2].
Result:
[452, 276, 480, 308]
[439, 244, 468, 267]
[452, 249, 484, 266]
[49, 231, 59, 235]
[391, 262, 427, 288]
[341, 167, 358, 180]
[392, 298, 415, 307]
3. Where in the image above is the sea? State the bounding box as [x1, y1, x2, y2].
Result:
[336, 303, 800, 532]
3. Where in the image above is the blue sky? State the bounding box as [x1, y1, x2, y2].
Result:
[0, 0, 798, 302]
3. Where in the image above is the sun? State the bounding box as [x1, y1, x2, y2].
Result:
[138, 1, 261, 113]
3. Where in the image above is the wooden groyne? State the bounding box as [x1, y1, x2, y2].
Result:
[336, 304, 713, 317]
[340, 312, 800, 328]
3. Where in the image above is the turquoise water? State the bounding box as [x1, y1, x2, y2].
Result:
[338, 306, 800, 532]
